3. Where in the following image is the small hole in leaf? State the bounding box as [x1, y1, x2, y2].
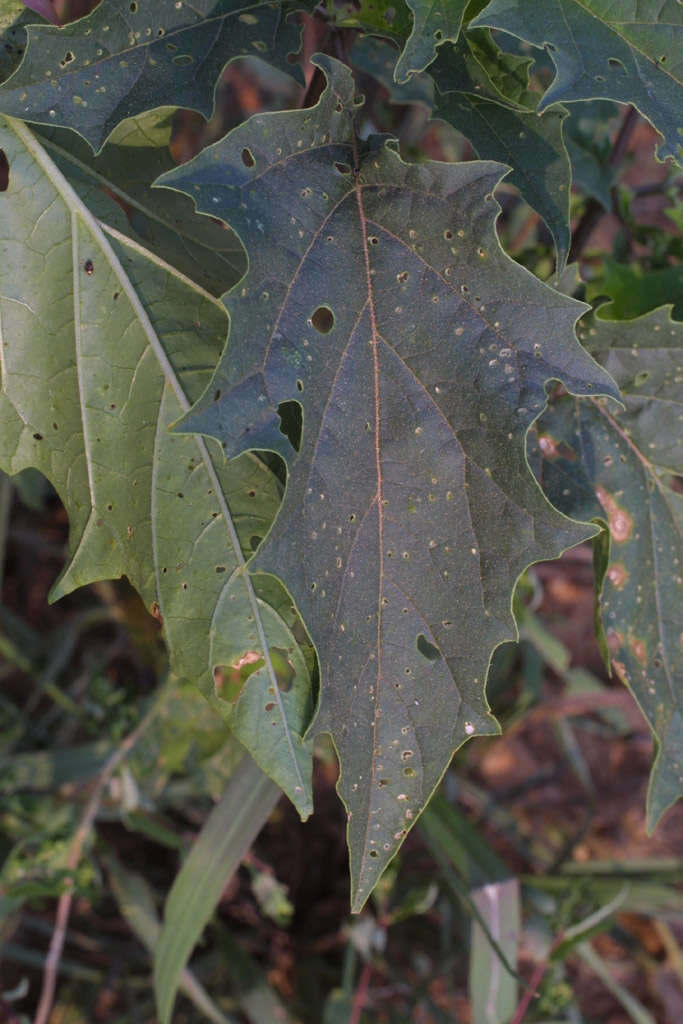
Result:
[634, 370, 650, 387]
[33, 433, 43, 441]
[311, 305, 334, 333]
[296, 379, 304, 392]
[434, 29, 442, 40]
[334, 161, 351, 174]
[214, 388, 222, 401]
[277, 400, 302, 452]
[378, 778, 390, 788]
[250, 535, 262, 551]
[84, 260, 94, 275]
[173, 54, 193, 66]
[353, 94, 364, 106]
[369, 850, 379, 858]
[129, 1, 138, 10]
[416, 634, 441, 661]
[403, 766, 416, 777]
[113, 291, 119, 300]
[241, 147, 255, 168]
[215, 565, 226, 573]
[0, 149, 8, 191]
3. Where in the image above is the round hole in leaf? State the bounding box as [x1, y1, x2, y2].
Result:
[84, 259, 94, 275]
[250, 535, 262, 552]
[416, 634, 441, 661]
[334, 161, 351, 174]
[241, 147, 255, 168]
[311, 305, 334, 334]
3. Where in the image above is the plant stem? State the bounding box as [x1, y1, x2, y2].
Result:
[349, 959, 373, 1024]
[32, 679, 172, 1024]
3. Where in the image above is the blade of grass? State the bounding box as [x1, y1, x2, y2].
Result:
[576, 942, 657, 1024]
[153, 751, 280, 1024]
[106, 855, 237, 1024]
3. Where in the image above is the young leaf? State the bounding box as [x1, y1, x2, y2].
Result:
[0, 115, 313, 815]
[0, 0, 310, 150]
[158, 55, 618, 908]
[471, 0, 683, 163]
[35, 110, 246, 296]
[535, 392, 683, 831]
[394, 0, 468, 83]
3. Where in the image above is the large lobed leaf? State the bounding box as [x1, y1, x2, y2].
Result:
[0, 0, 310, 150]
[394, 0, 468, 83]
[158, 56, 618, 908]
[0, 115, 313, 815]
[472, 0, 683, 163]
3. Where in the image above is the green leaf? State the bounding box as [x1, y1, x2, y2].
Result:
[562, 100, 620, 209]
[0, 0, 309, 151]
[153, 752, 279, 1024]
[350, 36, 434, 108]
[579, 305, 683, 475]
[431, 35, 571, 269]
[593, 261, 683, 323]
[0, 115, 313, 815]
[35, 110, 246, 296]
[534, 394, 683, 830]
[471, 0, 683, 163]
[395, 0, 468, 83]
[0, 1, 36, 86]
[158, 55, 618, 909]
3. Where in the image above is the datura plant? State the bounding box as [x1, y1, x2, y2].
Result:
[0, 0, 681, 1011]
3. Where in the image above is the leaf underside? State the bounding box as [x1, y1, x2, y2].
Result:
[472, 0, 683, 163]
[0, 115, 313, 815]
[0, 0, 309, 151]
[158, 55, 618, 908]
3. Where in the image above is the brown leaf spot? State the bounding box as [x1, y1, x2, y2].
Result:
[151, 601, 163, 626]
[611, 658, 630, 684]
[127, 525, 134, 538]
[606, 627, 624, 655]
[628, 635, 647, 666]
[607, 562, 629, 589]
[595, 486, 634, 542]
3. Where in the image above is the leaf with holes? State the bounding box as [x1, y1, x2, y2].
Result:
[157, 55, 618, 908]
[0, 0, 310, 151]
[430, 31, 571, 269]
[533, 391, 683, 829]
[0, 114, 313, 815]
[394, 0, 468, 83]
[471, 0, 683, 163]
[35, 110, 246, 295]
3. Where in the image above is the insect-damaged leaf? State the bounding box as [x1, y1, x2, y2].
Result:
[471, 0, 683, 163]
[534, 391, 683, 831]
[0, 0, 310, 151]
[0, 115, 313, 815]
[158, 56, 618, 908]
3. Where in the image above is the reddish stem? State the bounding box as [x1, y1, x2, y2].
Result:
[349, 960, 373, 1024]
